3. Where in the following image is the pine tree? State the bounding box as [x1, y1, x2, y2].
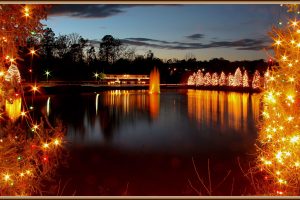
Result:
[242, 70, 249, 87]
[211, 72, 219, 86]
[252, 70, 261, 89]
[219, 71, 226, 86]
[234, 67, 243, 86]
[203, 72, 211, 86]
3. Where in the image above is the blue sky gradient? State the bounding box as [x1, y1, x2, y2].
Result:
[44, 4, 285, 61]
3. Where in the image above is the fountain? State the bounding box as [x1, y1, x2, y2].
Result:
[149, 67, 160, 94]
[149, 67, 160, 118]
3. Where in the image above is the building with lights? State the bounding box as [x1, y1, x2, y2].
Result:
[104, 74, 149, 85]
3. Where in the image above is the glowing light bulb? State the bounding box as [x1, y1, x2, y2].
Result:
[20, 111, 26, 117]
[32, 85, 38, 92]
[30, 49, 35, 55]
[292, 21, 298, 26]
[287, 95, 295, 103]
[287, 116, 294, 121]
[4, 174, 10, 181]
[291, 136, 299, 143]
[53, 139, 60, 146]
[275, 40, 282, 45]
[282, 55, 287, 61]
[43, 143, 49, 149]
[32, 124, 38, 131]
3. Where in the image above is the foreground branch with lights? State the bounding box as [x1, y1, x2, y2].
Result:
[256, 6, 300, 195]
[0, 5, 66, 195]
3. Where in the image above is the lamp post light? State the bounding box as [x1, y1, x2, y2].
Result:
[44, 70, 50, 82]
[94, 72, 99, 84]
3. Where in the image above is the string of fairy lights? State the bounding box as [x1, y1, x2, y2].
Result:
[0, 5, 65, 195]
[256, 4, 300, 195]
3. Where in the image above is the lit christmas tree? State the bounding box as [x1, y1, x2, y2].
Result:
[211, 72, 219, 86]
[187, 74, 195, 85]
[252, 70, 261, 89]
[219, 71, 226, 86]
[242, 70, 249, 87]
[203, 72, 211, 86]
[234, 67, 243, 86]
[228, 73, 235, 86]
[257, 4, 300, 195]
[195, 70, 204, 86]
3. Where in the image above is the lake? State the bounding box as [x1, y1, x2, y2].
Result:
[32, 89, 262, 195]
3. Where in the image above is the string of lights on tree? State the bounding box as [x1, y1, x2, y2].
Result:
[187, 67, 262, 89]
[0, 5, 65, 195]
[256, 4, 300, 195]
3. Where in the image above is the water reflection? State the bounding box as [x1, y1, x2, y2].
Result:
[187, 90, 261, 133]
[95, 94, 99, 115]
[149, 94, 160, 119]
[39, 90, 261, 154]
[47, 97, 50, 116]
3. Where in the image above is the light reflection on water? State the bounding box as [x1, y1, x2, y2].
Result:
[44, 89, 261, 154]
[187, 90, 261, 133]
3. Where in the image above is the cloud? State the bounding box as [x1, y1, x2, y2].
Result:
[49, 5, 179, 19]
[48, 5, 129, 18]
[122, 37, 270, 50]
[185, 34, 205, 40]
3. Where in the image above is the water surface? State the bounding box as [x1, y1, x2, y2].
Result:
[33, 89, 261, 195]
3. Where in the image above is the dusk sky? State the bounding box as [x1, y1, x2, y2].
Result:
[44, 4, 285, 61]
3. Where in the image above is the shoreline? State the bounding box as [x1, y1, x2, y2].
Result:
[21, 83, 262, 94]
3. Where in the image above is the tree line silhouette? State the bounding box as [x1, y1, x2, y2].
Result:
[16, 27, 274, 83]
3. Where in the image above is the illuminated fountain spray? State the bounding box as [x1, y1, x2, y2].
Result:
[149, 67, 160, 118]
[149, 67, 160, 94]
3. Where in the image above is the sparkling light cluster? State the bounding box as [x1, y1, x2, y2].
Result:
[0, 5, 48, 61]
[0, 122, 64, 195]
[187, 68, 258, 89]
[257, 15, 300, 195]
